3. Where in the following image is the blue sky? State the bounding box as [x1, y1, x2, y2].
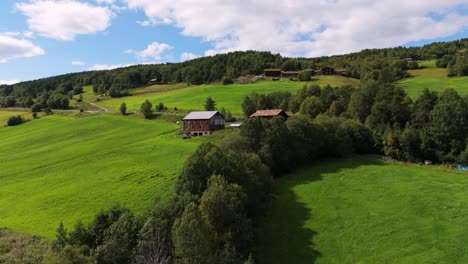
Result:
[0, 0, 467, 84]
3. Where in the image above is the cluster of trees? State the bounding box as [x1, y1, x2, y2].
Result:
[48, 137, 274, 263]
[436, 53, 468, 77]
[243, 82, 468, 163]
[140, 100, 169, 119]
[0, 91, 70, 110]
[2, 39, 467, 104]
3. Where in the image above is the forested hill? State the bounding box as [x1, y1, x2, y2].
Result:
[1, 39, 467, 101]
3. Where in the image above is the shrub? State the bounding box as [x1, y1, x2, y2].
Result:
[120, 103, 127, 115]
[140, 100, 153, 119]
[31, 103, 42, 113]
[222, 78, 234, 85]
[7, 116, 23, 126]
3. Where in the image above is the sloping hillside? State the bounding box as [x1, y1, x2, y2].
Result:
[0, 115, 202, 238]
[398, 61, 468, 98]
[96, 77, 359, 114]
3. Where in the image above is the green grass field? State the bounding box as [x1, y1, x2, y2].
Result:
[398, 66, 468, 99]
[417, 60, 436, 68]
[258, 158, 468, 264]
[0, 115, 202, 238]
[97, 77, 359, 114]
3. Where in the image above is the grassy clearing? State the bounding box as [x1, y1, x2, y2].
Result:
[418, 60, 436, 68]
[96, 77, 359, 114]
[0, 115, 203, 238]
[398, 67, 468, 98]
[0, 110, 32, 127]
[258, 158, 468, 264]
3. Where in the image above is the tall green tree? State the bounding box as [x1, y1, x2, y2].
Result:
[95, 213, 141, 264]
[200, 175, 252, 261]
[366, 84, 410, 134]
[172, 203, 216, 264]
[120, 102, 127, 115]
[241, 95, 256, 117]
[52, 221, 69, 252]
[204, 96, 216, 111]
[299, 96, 324, 118]
[429, 89, 468, 161]
[411, 88, 438, 128]
[141, 100, 153, 119]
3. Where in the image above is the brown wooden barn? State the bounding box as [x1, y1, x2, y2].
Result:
[281, 71, 301, 79]
[320, 67, 337, 75]
[264, 69, 282, 78]
[183, 111, 225, 136]
[250, 109, 289, 119]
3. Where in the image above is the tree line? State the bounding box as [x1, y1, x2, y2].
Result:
[1, 39, 467, 107]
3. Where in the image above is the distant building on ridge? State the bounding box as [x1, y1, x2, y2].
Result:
[250, 109, 289, 119]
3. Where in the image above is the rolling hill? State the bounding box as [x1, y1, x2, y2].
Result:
[398, 61, 468, 98]
[0, 114, 202, 238]
[95, 76, 359, 114]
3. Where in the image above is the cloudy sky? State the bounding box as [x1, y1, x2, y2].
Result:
[0, 0, 467, 84]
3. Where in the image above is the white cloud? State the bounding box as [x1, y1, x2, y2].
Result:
[16, 0, 113, 41]
[0, 80, 20, 85]
[123, 0, 468, 57]
[72, 61, 86, 66]
[23, 31, 34, 38]
[180, 52, 200, 62]
[3, 32, 21, 37]
[95, 0, 115, 4]
[126, 42, 173, 62]
[90, 63, 133, 71]
[0, 33, 44, 63]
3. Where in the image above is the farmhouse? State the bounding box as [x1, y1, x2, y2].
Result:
[264, 69, 282, 78]
[250, 109, 289, 119]
[281, 71, 301, 79]
[320, 67, 337, 75]
[183, 111, 225, 136]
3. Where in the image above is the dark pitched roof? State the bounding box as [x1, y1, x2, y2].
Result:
[250, 109, 288, 118]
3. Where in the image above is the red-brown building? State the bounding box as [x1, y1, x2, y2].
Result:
[183, 111, 225, 136]
[281, 71, 301, 79]
[250, 109, 289, 119]
[264, 69, 282, 78]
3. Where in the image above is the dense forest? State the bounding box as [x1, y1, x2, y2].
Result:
[0, 39, 467, 110]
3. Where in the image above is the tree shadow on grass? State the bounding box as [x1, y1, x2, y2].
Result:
[257, 157, 386, 264]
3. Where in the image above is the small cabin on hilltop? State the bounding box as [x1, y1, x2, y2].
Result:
[183, 111, 225, 136]
[250, 109, 289, 119]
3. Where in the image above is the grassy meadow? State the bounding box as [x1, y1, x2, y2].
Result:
[0, 114, 202, 238]
[97, 76, 359, 114]
[258, 158, 468, 264]
[398, 61, 468, 98]
[0, 110, 32, 126]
